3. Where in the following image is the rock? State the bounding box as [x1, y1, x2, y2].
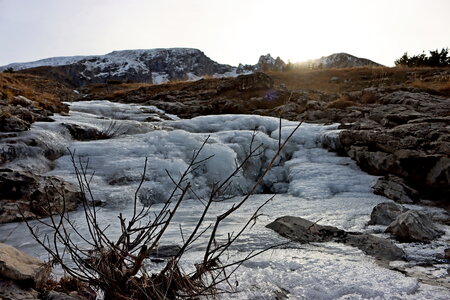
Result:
[62, 123, 109, 141]
[344, 233, 405, 261]
[0, 279, 39, 300]
[11, 96, 33, 107]
[148, 245, 181, 258]
[372, 175, 419, 204]
[368, 202, 407, 225]
[0, 169, 82, 223]
[386, 210, 445, 243]
[43, 291, 82, 300]
[0, 115, 31, 132]
[266, 216, 346, 243]
[217, 72, 273, 92]
[267, 216, 404, 261]
[0, 243, 50, 286]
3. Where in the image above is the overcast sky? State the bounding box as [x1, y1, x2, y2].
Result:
[1, 0, 449, 66]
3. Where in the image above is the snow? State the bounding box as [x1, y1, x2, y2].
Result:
[0, 100, 448, 299]
[151, 72, 169, 84]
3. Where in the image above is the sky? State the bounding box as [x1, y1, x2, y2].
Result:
[0, 0, 449, 67]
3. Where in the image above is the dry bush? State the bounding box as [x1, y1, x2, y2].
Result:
[23, 121, 302, 299]
[360, 91, 379, 104]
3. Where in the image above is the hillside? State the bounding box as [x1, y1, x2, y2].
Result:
[305, 53, 383, 69]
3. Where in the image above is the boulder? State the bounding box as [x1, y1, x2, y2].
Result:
[344, 233, 405, 261]
[0, 243, 50, 286]
[266, 216, 346, 243]
[386, 210, 445, 243]
[0, 115, 31, 132]
[11, 95, 33, 107]
[0, 168, 82, 223]
[0, 279, 40, 300]
[372, 175, 419, 203]
[368, 202, 407, 225]
[267, 216, 404, 261]
[62, 123, 108, 141]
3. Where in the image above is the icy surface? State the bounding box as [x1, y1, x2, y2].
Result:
[0, 101, 448, 299]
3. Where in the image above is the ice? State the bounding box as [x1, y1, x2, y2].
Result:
[0, 100, 448, 299]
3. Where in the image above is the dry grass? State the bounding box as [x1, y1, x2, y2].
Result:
[326, 95, 359, 109]
[0, 73, 72, 113]
[412, 79, 450, 96]
[268, 66, 450, 94]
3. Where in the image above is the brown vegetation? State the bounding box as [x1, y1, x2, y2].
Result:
[268, 66, 450, 94]
[0, 72, 75, 113]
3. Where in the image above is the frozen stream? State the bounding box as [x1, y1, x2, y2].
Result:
[0, 100, 449, 299]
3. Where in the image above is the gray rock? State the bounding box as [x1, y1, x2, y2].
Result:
[344, 233, 405, 261]
[0, 243, 50, 286]
[148, 245, 181, 258]
[266, 216, 346, 243]
[267, 216, 404, 261]
[0, 168, 82, 223]
[386, 210, 445, 243]
[373, 175, 419, 204]
[62, 123, 111, 141]
[369, 202, 407, 225]
[0, 279, 39, 300]
[0, 115, 30, 132]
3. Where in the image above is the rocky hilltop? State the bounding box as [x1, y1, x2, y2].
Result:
[1, 48, 236, 86]
[0, 49, 287, 87]
[305, 52, 383, 69]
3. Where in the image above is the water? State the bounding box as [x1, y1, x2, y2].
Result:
[0, 100, 448, 299]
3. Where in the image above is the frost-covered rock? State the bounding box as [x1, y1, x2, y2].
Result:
[386, 210, 445, 243]
[368, 202, 406, 225]
[0, 243, 49, 285]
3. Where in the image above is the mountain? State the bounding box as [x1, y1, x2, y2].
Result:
[0, 48, 238, 86]
[305, 53, 383, 69]
[0, 50, 380, 87]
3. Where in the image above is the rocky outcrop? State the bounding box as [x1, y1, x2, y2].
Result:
[368, 202, 407, 226]
[0, 168, 82, 223]
[267, 216, 405, 261]
[385, 210, 445, 243]
[338, 89, 450, 202]
[308, 53, 383, 69]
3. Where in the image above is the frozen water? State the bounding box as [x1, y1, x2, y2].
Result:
[0, 100, 448, 299]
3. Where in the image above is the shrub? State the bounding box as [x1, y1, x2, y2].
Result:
[395, 48, 450, 67]
[24, 121, 302, 299]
